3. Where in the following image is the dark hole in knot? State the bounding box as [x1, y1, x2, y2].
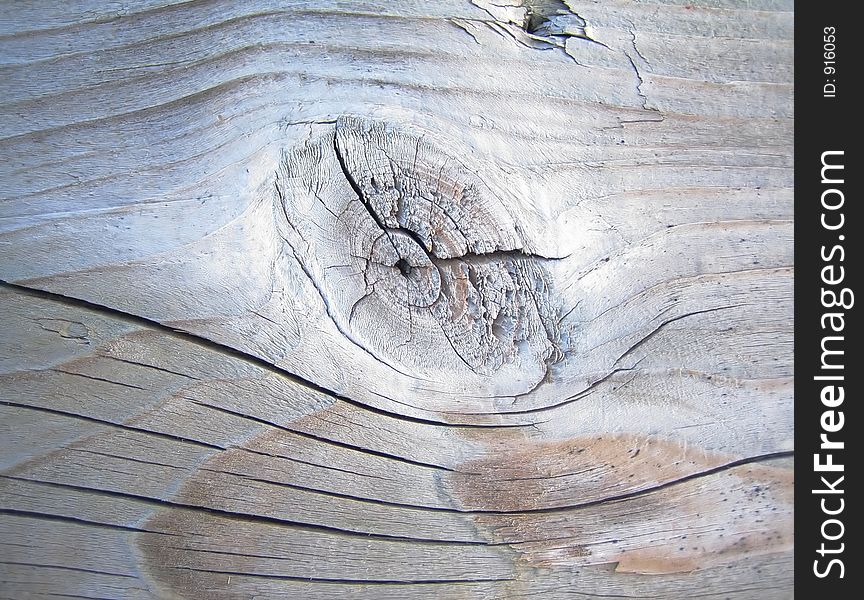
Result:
[395, 258, 413, 276]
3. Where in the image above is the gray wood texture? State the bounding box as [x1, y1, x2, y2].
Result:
[1, 0, 793, 597]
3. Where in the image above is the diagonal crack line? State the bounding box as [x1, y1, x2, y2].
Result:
[622, 49, 662, 119]
[0, 475, 501, 547]
[47, 368, 147, 391]
[506, 450, 794, 515]
[624, 51, 650, 111]
[0, 559, 139, 580]
[332, 132, 388, 235]
[0, 280, 530, 430]
[625, 23, 651, 66]
[449, 18, 482, 45]
[187, 399, 458, 472]
[171, 565, 515, 585]
[332, 129, 434, 259]
[0, 508, 173, 538]
[100, 355, 200, 380]
[1, 399, 224, 451]
[613, 305, 743, 367]
[501, 361, 645, 415]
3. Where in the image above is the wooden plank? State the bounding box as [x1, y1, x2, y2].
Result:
[1, 0, 792, 596]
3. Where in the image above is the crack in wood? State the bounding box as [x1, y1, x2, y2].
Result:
[0, 281, 533, 429]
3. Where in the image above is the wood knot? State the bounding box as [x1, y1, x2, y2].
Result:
[276, 116, 561, 386]
[368, 229, 441, 309]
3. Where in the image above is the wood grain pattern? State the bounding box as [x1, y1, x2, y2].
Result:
[1, 0, 792, 597]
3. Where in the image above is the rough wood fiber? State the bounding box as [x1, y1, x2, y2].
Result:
[1, 0, 792, 598]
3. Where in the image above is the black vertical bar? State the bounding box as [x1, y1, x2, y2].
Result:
[795, 3, 858, 596]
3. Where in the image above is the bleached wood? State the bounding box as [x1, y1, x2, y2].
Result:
[1, 0, 792, 597]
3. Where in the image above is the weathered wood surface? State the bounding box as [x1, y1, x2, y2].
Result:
[0, 0, 793, 598]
